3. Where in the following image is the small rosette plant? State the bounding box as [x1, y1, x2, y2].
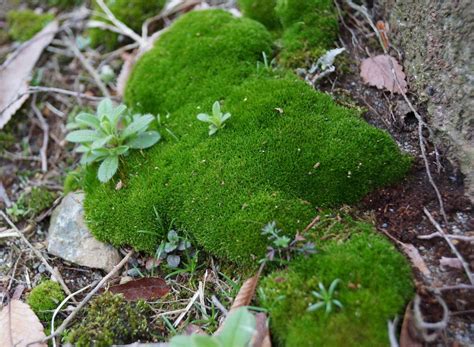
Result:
[197, 101, 231, 136]
[66, 98, 160, 183]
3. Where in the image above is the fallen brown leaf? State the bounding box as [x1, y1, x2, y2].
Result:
[0, 20, 58, 128]
[0, 299, 47, 347]
[360, 54, 407, 94]
[108, 277, 170, 301]
[251, 312, 272, 347]
[230, 274, 259, 311]
[400, 243, 431, 277]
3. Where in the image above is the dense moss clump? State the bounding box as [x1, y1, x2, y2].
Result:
[238, 0, 281, 30]
[7, 10, 54, 42]
[89, 0, 166, 50]
[83, 10, 410, 267]
[276, 0, 339, 67]
[68, 292, 154, 346]
[259, 225, 413, 346]
[27, 280, 65, 323]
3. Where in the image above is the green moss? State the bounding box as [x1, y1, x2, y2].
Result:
[64, 168, 85, 194]
[68, 292, 154, 347]
[238, 0, 281, 30]
[89, 0, 166, 50]
[82, 10, 410, 268]
[7, 10, 54, 42]
[7, 187, 56, 221]
[259, 225, 413, 346]
[27, 280, 65, 323]
[275, 0, 339, 67]
[26, 0, 83, 8]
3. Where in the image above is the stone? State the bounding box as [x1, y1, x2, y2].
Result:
[47, 192, 121, 272]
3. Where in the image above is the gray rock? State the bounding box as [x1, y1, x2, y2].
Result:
[47, 192, 121, 272]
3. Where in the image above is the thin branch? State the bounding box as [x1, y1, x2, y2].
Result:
[31, 96, 49, 172]
[423, 208, 473, 285]
[0, 210, 74, 300]
[418, 232, 474, 242]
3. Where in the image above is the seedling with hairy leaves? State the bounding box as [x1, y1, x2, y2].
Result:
[197, 101, 231, 136]
[307, 279, 343, 315]
[156, 229, 192, 268]
[66, 98, 160, 183]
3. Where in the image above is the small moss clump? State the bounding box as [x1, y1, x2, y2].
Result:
[259, 225, 413, 346]
[82, 10, 410, 268]
[7, 10, 54, 42]
[238, 0, 281, 30]
[275, 0, 339, 67]
[27, 280, 65, 323]
[68, 292, 154, 347]
[89, 0, 166, 50]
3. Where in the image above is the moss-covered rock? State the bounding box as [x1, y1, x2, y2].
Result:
[82, 10, 410, 268]
[67, 292, 154, 347]
[259, 224, 413, 346]
[7, 10, 54, 42]
[275, 0, 339, 67]
[238, 0, 281, 30]
[27, 280, 65, 323]
[89, 0, 166, 50]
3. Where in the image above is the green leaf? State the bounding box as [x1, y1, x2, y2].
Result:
[127, 131, 160, 149]
[217, 307, 256, 347]
[75, 112, 100, 129]
[212, 101, 221, 117]
[108, 104, 127, 126]
[197, 113, 210, 122]
[97, 98, 113, 120]
[307, 301, 325, 312]
[122, 114, 155, 138]
[91, 135, 113, 149]
[113, 145, 129, 155]
[97, 156, 118, 182]
[66, 130, 100, 143]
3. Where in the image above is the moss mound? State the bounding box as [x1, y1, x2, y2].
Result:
[68, 292, 154, 346]
[238, 0, 281, 30]
[27, 280, 65, 323]
[7, 10, 54, 42]
[83, 10, 410, 267]
[259, 225, 413, 346]
[89, 0, 166, 50]
[276, 0, 339, 67]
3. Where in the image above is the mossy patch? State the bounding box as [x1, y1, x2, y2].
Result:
[276, 0, 339, 67]
[27, 280, 65, 323]
[89, 0, 166, 50]
[67, 292, 155, 346]
[238, 0, 281, 30]
[259, 224, 413, 346]
[82, 10, 410, 268]
[7, 187, 56, 221]
[7, 10, 54, 42]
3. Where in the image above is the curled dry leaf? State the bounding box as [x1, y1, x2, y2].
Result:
[399, 302, 423, 347]
[108, 277, 170, 301]
[0, 299, 47, 347]
[0, 20, 58, 128]
[360, 54, 407, 94]
[230, 274, 259, 311]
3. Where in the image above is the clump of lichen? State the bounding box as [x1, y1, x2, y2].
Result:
[7, 10, 54, 42]
[238, 0, 281, 30]
[27, 280, 65, 323]
[259, 222, 413, 346]
[82, 10, 410, 268]
[275, 0, 339, 67]
[89, 0, 166, 50]
[68, 292, 155, 347]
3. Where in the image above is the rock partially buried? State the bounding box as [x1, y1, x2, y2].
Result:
[48, 192, 121, 272]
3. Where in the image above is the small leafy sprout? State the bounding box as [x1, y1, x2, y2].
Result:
[307, 279, 343, 315]
[66, 98, 161, 183]
[257, 51, 276, 73]
[156, 229, 192, 268]
[197, 101, 231, 136]
[260, 221, 316, 265]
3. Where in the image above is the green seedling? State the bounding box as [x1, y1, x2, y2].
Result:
[156, 229, 192, 268]
[66, 98, 160, 183]
[307, 279, 343, 315]
[197, 101, 231, 136]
